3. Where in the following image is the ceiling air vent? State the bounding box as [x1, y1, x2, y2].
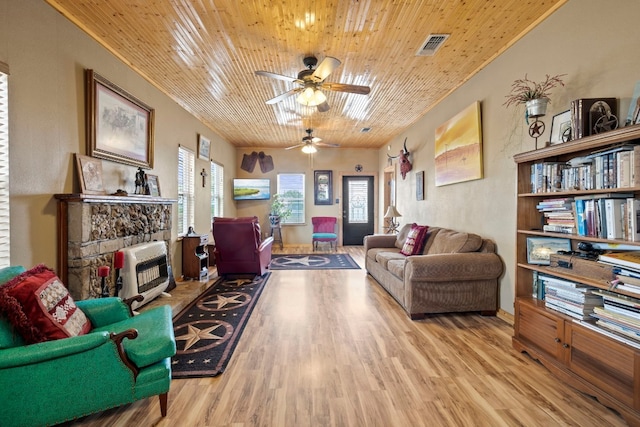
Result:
[416, 34, 449, 57]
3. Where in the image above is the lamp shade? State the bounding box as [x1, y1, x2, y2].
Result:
[384, 205, 401, 218]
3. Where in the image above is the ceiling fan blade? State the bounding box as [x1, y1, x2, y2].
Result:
[266, 88, 301, 104]
[321, 82, 371, 95]
[316, 101, 330, 113]
[285, 143, 305, 150]
[311, 136, 322, 143]
[255, 70, 298, 83]
[316, 142, 340, 148]
[312, 57, 341, 82]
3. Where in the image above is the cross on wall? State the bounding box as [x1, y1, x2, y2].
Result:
[200, 168, 208, 187]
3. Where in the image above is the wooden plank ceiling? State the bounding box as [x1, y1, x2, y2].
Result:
[45, 0, 566, 150]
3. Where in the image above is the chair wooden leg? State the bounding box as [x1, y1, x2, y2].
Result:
[159, 392, 168, 417]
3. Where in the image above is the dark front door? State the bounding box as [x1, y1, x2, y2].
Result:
[342, 175, 375, 245]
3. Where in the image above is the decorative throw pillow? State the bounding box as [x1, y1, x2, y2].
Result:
[0, 264, 92, 343]
[400, 224, 430, 256]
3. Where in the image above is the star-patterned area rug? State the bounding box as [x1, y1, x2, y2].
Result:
[171, 273, 270, 378]
[269, 253, 360, 270]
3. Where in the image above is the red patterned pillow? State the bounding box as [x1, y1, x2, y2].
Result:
[400, 225, 430, 256]
[0, 264, 92, 343]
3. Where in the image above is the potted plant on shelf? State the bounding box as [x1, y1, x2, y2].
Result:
[269, 194, 291, 228]
[504, 73, 566, 119]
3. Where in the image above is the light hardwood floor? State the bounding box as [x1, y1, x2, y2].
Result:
[66, 246, 627, 427]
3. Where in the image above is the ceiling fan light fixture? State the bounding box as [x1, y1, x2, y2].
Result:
[296, 85, 326, 107]
[301, 144, 317, 154]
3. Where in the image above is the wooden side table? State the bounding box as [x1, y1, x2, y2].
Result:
[271, 225, 283, 249]
[182, 234, 209, 280]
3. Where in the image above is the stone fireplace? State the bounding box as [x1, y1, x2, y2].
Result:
[55, 194, 176, 300]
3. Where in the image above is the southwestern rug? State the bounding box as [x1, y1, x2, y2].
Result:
[171, 273, 270, 378]
[270, 253, 360, 270]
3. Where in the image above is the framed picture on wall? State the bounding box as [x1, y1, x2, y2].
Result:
[314, 170, 333, 205]
[86, 69, 154, 168]
[198, 134, 211, 160]
[416, 171, 424, 200]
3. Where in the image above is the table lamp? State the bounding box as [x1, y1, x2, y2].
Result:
[384, 205, 402, 233]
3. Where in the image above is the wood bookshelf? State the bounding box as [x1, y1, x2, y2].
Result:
[513, 124, 640, 426]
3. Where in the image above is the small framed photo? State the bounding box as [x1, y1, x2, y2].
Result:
[314, 170, 333, 205]
[526, 237, 571, 265]
[198, 134, 211, 160]
[625, 81, 640, 126]
[75, 153, 105, 195]
[416, 171, 424, 200]
[550, 110, 572, 144]
[146, 174, 161, 197]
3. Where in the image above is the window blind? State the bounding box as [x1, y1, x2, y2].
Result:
[0, 69, 9, 267]
[277, 173, 305, 224]
[210, 161, 224, 218]
[177, 146, 195, 236]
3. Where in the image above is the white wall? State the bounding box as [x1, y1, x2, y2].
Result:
[0, 0, 236, 275]
[380, 0, 640, 315]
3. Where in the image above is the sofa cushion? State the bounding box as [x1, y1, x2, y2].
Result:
[395, 223, 414, 249]
[387, 259, 406, 280]
[375, 250, 406, 269]
[0, 265, 92, 344]
[400, 224, 429, 256]
[427, 229, 483, 254]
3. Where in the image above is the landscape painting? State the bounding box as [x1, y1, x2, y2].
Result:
[434, 101, 483, 186]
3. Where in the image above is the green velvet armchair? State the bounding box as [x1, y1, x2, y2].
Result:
[0, 267, 176, 427]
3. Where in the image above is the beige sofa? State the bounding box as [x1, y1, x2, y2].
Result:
[364, 224, 504, 319]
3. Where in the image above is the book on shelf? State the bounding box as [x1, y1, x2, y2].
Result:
[599, 251, 640, 271]
[605, 198, 625, 239]
[594, 318, 640, 342]
[595, 289, 640, 310]
[546, 301, 592, 320]
[545, 286, 603, 304]
[627, 198, 640, 242]
[613, 273, 640, 287]
[593, 306, 640, 330]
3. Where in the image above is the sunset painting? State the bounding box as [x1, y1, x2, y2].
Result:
[434, 101, 483, 186]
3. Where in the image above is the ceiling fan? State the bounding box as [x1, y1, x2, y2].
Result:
[286, 128, 339, 153]
[255, 56, 371, 112]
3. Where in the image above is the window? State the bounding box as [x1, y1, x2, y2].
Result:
[0, 65, 9, 267]
[177, 146, 195, 236]
[277, 173, 305, 224]
[210, 161, 224, 218]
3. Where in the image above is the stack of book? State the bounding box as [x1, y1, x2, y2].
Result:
[574, 194, 636, 239]
[539, 274, 602, 320]
[536, 198, 575, 234]
[591, 290, 640, 342]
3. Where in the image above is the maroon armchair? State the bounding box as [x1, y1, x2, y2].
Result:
[212, 216, 273, 276]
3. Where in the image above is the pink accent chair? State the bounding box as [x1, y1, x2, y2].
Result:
[212, 217, 273, 276]
[311, 217, 338, 251]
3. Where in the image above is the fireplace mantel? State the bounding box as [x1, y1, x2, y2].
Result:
[54, 193, 176, 204]
[55, 193, 176, 300]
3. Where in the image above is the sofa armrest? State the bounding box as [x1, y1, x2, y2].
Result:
[76, 297, 132, 327]
[364, 234, 397, 252]
[0, 331, 112, 369]
[405, 252, 504, 282]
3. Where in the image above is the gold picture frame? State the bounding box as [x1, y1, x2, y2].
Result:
[86, 69, 154, 168]
[75, 153, 105, 195]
